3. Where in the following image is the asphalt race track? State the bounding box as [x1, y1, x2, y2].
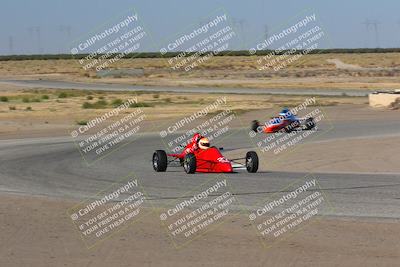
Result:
[1, 116, 400, 220]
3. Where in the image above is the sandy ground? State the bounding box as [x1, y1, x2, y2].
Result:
[1, 193, 399, 267]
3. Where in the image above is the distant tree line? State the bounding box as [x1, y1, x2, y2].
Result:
[1, 48, 400, 61]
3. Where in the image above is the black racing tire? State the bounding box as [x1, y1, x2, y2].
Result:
[284, 126, 293, 133]
[305, 117, 315, 130]
[183, 153, 196, 174]
[284, 120, 300, 133]
[251, 120, 260, 133]
[153, 150, 168, 172]
[246, 151, 259, 173]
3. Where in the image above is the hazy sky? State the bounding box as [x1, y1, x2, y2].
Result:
[1, 0, 400, 55]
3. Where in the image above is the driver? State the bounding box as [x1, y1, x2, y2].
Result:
[279, 107, 297, 122]
[198, 137, 210, 150]
[181, 133, 211, 156]
[183, 132, 203, 155]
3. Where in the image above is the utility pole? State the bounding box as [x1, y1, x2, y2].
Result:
[34, 26, 43, 54]
[239, 19, 246, 50]
[27, 27, 34, 54]
[362, 19, 380, 48]
[362, 19, 371, 48]
[8, 36, 14, 55]
[233, 18, 246, 50]
[264, 24, 269, 41]
[59, 25, 72, 53]
[370, 20, 380, 48]
[398, 20, 400, 46]
[59, 25, 72, 37]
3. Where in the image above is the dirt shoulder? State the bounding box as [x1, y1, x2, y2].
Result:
[0, 193, 399, 267]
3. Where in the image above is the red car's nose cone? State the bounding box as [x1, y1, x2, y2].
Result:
[194, 147, 233, 173]
[214, 161, 233, 173]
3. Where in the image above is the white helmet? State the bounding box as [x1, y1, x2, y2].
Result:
[198, 137, 210, 150]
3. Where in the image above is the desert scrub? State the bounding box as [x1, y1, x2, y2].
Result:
[76, 120, 88, 125]
[58, 92, 68, 98]
[111, 98, 123, 107]
[82, 100, 108, 109]
[82, 102, 90, 109]
[129, 102, 153, 108]
[0, 96, 8, 102]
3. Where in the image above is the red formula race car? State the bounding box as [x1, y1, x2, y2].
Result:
[251, 108, 316, 134]
[152, 146, 259, 174]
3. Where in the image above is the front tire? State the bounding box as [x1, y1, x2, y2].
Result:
[251, 120, 260, 133]
[153, 150, 167, 172]
[305, 117, 315, 130]
[183, 153, 196, 174]
[246, 151, 259, 173]
[284, 120, 300, 133]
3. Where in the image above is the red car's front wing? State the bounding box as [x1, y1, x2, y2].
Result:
[194, 159, 233, 173]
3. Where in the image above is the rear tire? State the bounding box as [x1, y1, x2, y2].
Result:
[246, 151, 259, 173]
[153, 150, 167, 172]
[183, 153, 196, 174]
